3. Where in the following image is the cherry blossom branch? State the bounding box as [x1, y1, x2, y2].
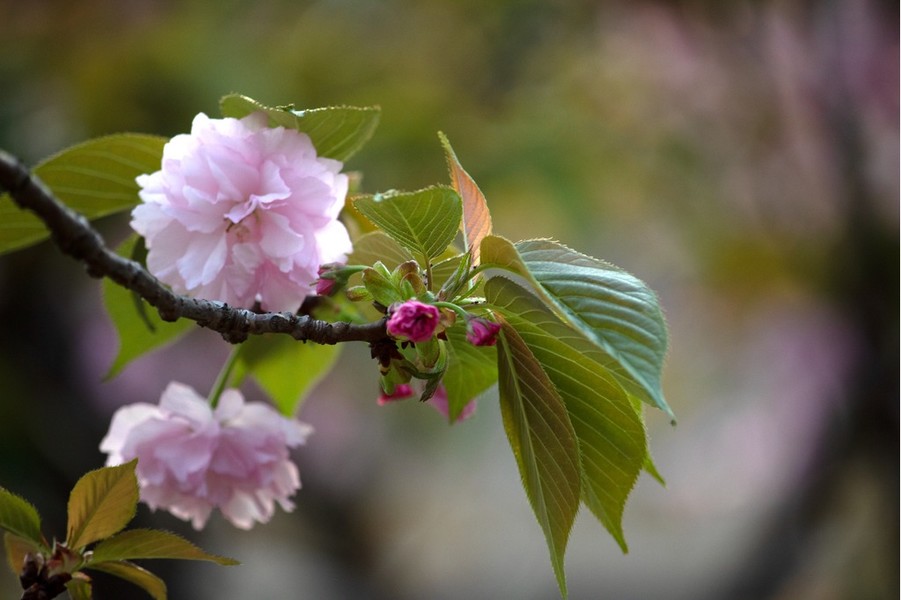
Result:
[0, 149, 388, 345]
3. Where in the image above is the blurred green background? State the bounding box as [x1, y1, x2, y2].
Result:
[0, 0, 897, 598]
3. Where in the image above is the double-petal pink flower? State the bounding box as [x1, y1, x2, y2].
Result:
[132, 112, 352, 312]
[100, 382, 312, 530]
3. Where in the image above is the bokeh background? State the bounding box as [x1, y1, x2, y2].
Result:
[0, 1, 897, 598]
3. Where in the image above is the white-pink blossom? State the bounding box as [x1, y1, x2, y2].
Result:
[100, 382, 312, 530]
[132, 112, 352, 312]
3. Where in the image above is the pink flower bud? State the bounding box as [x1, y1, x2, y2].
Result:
[429, 386, 476, 423]
[315, 263, 342, 296]
[466, 317, 501, 346]
[99, 382, 312, 530]
[386, 300, 441, 343]
[377, 383, 415, 405]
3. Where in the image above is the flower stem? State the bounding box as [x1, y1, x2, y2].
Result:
[208, 345, 243, 408]
[433, 301, 470, 322]
[425, 260, 434, 292]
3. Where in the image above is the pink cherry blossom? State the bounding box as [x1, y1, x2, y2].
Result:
[375, 384, 476, 423]
[377, 383, 414, 405]
[100, 382, 312, 530]
[132, 112, 352, 313]
[466, 317, 501, 347]
[386, 300, 440, 343]
[429, 385, 476, 423]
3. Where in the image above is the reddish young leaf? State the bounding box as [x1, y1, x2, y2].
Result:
[439, 133, 492, 264]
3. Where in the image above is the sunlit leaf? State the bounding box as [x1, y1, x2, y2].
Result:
[439, 133, 492, 264]
[0, 134, 166, 255]
[66, 460, 138, 550]
[431, 251, 468, 295]
[442, 323, 497, 422]
[480, 235, 673, 420]
[348, 231, 414, 270]
[353, 186, 462, 263]
[219, 94, 380, 162]
[341, 188, 378, 239]
[0, 487, 43, 548]
[496, 317, 581, 598]
[90, 529, 238, 565]
[362, 264, 403, 307]
[488, 278, 647, 550]
[230, 334, 340, 416]
[102, 236, 194, 379]
[88, 560, 166, 600]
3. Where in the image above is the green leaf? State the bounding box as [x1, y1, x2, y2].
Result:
[66, 460, 139, 550]
[439, 133, 492, 264]
[66, 577, 93, 600]
[487, 278, 647, 550]
[442, 323, 497, 422]
[516, 239, 671, 420]
[480, 235, 673, 421]
[230, 334, 340, 416]
[495, 317, 581, 598]
[4, 533, 41, 575]
[644, 453, 666, 486]
[353, 187, 462, 263]
[629, 394, 666, 486]
[89, 529, 238, 565]
[0, 486, 44, 547]
[362, 264, 402, 307]
[0, 134, 166, 255]
[348, 231, 414, 270]
[479, 235, 527, 274]
[431, 251, 469, 295]
[219, 94, 380, 162]
[103, 235, 194, 378]
[88, 561, 166, 600]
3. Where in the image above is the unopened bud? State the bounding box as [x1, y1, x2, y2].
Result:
[19, 553, 43, 589]
[466, 317, 501, 347]
[386, 300, 440, 343]
[394, 261, 425, 296]
[345, 285, 373, 302]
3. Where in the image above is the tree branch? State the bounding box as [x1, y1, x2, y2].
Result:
[0, 149, 387, 345]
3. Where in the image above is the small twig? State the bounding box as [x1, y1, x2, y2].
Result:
[0, 149, 387, 345]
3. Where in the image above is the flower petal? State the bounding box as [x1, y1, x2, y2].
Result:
[99, 382, 309, 531]
[134, 111, 351, 310]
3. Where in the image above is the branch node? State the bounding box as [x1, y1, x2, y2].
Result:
[157, 303, 180, 322]
[223, 331, 249, 344]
